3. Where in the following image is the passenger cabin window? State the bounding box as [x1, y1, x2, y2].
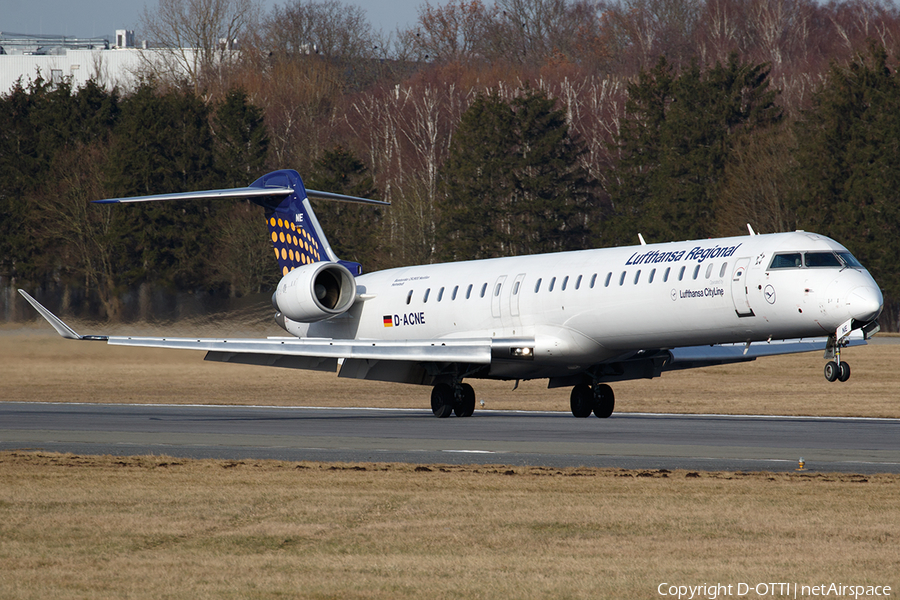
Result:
[590, 274, 598, 288]
[719, 263, 728, 278]
[480, 283, 488, 298]
[466, 284, 473, 299]
[452, 285, 459, 300]
[692, 265, 701, 280]
[494, 282, 502, 297]
[769, 253, 802, 269]
[605, 273, 612, 287]
[705, 263, 714, 279]
[619, 272, 626, 286]
[649, 268, 655, 283]
[575, 275, 582, 289]
[663, 267, 670, 282]
[406, 290, 413, 305]
[513, 281, 520, 295]
[678, 266, 686, 281]
[437, 287, 444, 302]
[423, 288, 430, 303]
[634, 270, 641, 284]
[535, 278, 542, 293]
[562, 276, 569, 291]
[805, 252, 843, 267]
[549, 277, 556, 292]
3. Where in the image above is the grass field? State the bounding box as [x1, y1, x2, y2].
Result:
[2, 330, 898, 598]
[1, 452, 898, 600]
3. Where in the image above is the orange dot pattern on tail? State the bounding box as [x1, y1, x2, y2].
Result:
[268, 215, 322, 275]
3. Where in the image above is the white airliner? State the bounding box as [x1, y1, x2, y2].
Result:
[20, 169, 884, 418]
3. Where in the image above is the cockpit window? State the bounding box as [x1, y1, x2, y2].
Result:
[769, 253, 802, 269]
[804, 252, 842, 267]
[836, 252, 863, 268]
[769, 250, 860, 270]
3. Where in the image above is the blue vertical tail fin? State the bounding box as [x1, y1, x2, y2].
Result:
[247, 169, 386, 277]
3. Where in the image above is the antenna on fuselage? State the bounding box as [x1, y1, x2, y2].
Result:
[638, 233, 647, 246]
[747, 224, 757, 236]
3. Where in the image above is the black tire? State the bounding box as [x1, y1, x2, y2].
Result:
[454, 383, 476, 417]
[824, 361, 839, 382]
[570, 383, 593, 418]
[431, 383, 454, 418]
[593, 384, 615, 418]
[838, 361, 851, 382]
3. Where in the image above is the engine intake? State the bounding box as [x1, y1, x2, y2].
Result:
[273, 262, 356, 322]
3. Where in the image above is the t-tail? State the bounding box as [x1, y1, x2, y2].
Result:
[95, 169, 387, 326]
[95, 169, 386, 278]
[250, 169, 370, 277]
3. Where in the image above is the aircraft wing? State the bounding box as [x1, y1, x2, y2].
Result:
[665, 335, 865, 371]
[18, 290, 491, 377]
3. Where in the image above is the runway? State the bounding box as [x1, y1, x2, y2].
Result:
[2, 402, 899, 473]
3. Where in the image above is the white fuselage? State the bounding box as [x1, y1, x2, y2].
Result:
[282, 231, 882, 379]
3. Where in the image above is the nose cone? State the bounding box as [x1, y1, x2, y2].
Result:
[849, 286, 883, 323]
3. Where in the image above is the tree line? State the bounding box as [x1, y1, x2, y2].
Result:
[2, 0, 900, 330]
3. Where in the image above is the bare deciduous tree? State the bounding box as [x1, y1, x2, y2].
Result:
[140, 0, 261, 94]
[264, 0, 375, 62]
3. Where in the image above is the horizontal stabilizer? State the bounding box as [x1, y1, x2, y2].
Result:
[94, 186, 388, 206]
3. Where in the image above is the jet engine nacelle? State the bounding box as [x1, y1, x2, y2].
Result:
[273, 262, 356, 322]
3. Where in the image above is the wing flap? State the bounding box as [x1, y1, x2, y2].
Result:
[108, 336, 492, 364]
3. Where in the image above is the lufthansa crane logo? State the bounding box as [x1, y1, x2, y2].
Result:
[764, 285, 776, 304]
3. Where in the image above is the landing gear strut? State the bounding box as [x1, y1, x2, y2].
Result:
[570, 383, 615, 418]
[824, 320, 853, 383]
[430, 382, 476, 418]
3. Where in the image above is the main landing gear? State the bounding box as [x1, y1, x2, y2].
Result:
[570, 383, 615, 418]
[431, 382, 476, 418]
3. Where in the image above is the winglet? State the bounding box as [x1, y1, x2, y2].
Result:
[17, 290, 107, 341]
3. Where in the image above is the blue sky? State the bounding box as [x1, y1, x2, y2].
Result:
[1, 0, 424, 40]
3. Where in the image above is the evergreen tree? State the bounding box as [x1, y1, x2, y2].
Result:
[438, 91, 516, 261]
[437, 87, 595, 261]
[306, 145, 381, 268]
[104, 82, 218, 289]
[213, 89, 269, 187]
[609, 54, 781, 245]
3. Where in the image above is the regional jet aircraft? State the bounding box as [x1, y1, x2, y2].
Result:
[21, 169, 884, 418]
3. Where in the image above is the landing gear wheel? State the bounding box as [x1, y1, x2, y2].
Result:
[570, 383, 594, 418]
[431, 383, 454, 418]
[824, 361, 839, 383]
[838, 362, 851, 382]
[593, 384, 615, 418]
[454, 383, 476, 417]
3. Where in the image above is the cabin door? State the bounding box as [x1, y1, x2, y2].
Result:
[730, 258, 755, 317]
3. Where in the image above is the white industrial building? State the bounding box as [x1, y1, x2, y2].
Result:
[0, 31, 195, 95]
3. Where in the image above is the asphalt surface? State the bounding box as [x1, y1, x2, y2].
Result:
[2, 402, 899, 474]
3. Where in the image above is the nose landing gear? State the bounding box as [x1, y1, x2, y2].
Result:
[824, 318, 854, 383]
[824, 359, 850, 383]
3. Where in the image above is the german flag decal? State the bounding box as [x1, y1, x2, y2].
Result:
[383, 315, 393, 327]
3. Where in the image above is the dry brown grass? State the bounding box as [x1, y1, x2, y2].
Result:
[2, 330, 898, 417]
[1, 451, 898, 600]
